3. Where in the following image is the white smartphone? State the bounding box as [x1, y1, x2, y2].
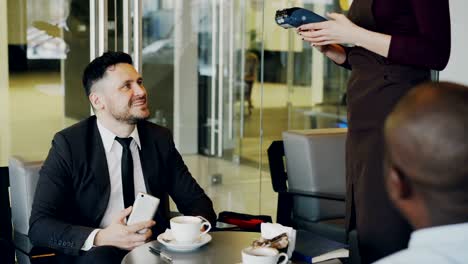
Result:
[127, 192, 160, 234]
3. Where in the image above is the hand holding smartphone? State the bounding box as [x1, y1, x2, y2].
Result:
[127, 192, 160, 234]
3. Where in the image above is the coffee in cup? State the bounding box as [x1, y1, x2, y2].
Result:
[170, 216, 212, 243]
[241, 247, 289, 264]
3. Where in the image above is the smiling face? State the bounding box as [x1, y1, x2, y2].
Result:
[90, 63, 150, 124]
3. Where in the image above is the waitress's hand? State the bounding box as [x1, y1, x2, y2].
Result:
[297, 12, 391, 58]
[313, 44, 347, 65]
[297, 12, 361, 46]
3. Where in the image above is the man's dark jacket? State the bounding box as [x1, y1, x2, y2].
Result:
[29, 116, 216, 255]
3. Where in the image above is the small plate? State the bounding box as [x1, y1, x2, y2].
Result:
[157, 230, 212, 252]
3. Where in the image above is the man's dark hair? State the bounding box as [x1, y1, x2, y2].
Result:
[82, 51, 133, 96]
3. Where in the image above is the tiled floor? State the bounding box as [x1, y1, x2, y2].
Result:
[181, 155, 277, 218]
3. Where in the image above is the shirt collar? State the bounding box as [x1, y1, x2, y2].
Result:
[409, 222, 468, 248]
[96, 119, 141, 153]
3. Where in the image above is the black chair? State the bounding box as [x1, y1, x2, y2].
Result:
[268, 140, 361, 264]
[0, 166, 15, 264]
[7, 158, 58, 264]
[2, 165, 55, 264]
[268, 140, 346, 242]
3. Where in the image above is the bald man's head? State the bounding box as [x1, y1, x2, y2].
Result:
[384, 81, 468, 226]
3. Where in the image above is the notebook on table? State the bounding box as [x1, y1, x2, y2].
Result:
[293, 231, 348, 263]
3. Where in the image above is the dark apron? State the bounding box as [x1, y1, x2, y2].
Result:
[344, 0, 430, 263]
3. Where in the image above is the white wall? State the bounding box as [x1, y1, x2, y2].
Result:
[0, 0, 7, 88]
[173, 0, 198, 154]
[6, 0, 27, 45]
[439, 0, 468, 85]
[1, 0, 10, 166]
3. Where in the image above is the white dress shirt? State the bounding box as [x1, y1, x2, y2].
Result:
[373, 222, 468, 264]
[81, 120, 148, 250]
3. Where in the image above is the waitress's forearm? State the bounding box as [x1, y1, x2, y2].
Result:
[325, 44, 347, 65]
[353, 27, 391, 58]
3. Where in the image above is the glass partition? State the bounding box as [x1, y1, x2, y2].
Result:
[5, 0, 275, 220]
[4, 0, 353, 223]
[139, 0, 273, 217]
[7, 0, 90, 162]
[257, 0, 351, 212]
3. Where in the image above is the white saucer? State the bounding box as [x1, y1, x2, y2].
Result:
[157, 230, 212, 252]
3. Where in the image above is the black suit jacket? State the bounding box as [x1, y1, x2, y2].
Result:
[29, 116, 216, 256]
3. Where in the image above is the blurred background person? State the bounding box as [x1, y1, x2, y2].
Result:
[244, 50, 259, 116]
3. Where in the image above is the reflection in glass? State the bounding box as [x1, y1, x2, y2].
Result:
[26, 0, 69, 59]
[253, 0, 352, 223]
[141, 3, 175, 131]
[7, 0, 89, 161]
[139, 0, 272, 216]
[6, 0, 352, 219]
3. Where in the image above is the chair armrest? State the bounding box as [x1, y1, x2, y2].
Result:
[13, 231, 56, 260]
[281, 189, 345, 202]
[267, 141, 288, 193]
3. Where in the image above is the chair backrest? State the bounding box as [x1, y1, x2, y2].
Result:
[282, 128, 346, 195]
[7, 156, 176, 238]
[0, 166, 15, 264]
[282, 129, 347, 222]
[8, 157, 43, 235]
[267, 140, 288, 193]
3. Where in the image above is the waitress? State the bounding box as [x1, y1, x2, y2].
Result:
[297, 0, 451, 263]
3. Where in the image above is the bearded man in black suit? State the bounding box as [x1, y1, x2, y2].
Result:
[29, 51, 216, 264]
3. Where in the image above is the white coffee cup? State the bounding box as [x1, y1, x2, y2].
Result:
[241, 247, 289, 264]
[170, 216, 212, 243]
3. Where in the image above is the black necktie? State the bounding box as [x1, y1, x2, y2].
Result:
[115, 137, 135, 208]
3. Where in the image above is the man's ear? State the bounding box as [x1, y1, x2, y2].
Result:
[89, 92, 104, 110]
[387, 166, 412, 201]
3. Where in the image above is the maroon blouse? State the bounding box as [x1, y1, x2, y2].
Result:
[373, 0, 451, 70]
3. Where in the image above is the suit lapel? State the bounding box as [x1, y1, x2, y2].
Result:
[88, 120, 162, 224]
[88, 117, 111, 223]
[136, 122, 172, 230]
[137, 122, 161, 197]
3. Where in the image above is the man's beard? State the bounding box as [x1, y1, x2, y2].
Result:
[111, 107, 149, 124]
[117, 114, 148, 124]
[109, 96, 150, 124]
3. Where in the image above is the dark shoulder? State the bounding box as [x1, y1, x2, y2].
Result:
[57, 116, 97, 140]
[137, 120, 173, 142]
[45, 116, 98, 161]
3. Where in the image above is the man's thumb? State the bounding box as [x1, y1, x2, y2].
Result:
[116, 206, 133, 223]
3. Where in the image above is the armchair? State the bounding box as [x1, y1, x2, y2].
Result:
[8, 156, 56, 264]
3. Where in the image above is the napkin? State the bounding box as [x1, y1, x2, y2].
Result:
[260, 223, 296, 258]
